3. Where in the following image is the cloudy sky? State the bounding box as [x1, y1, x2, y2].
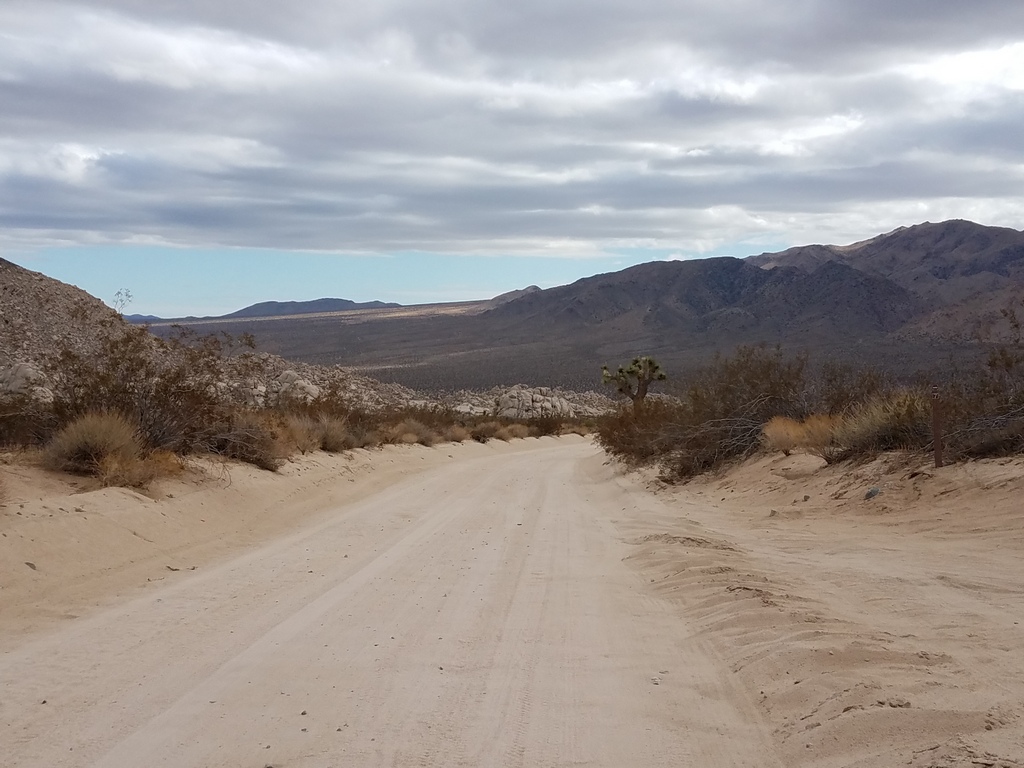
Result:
[2, 0, 1023, 315]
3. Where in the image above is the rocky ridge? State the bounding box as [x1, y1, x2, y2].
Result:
[0, 258, 608, 420]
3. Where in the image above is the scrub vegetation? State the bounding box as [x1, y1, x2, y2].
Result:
[597, 341, 1024, 482]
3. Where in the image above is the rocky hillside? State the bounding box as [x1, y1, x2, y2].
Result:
[0, 258, 124, 370]
[748, 219, 1024, 340]
[0, 258, 608, 419]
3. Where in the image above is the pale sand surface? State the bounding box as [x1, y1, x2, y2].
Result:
[1, 438, 1022, 766]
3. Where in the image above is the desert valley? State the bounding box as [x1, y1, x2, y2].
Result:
[3, 220, 1024, 767]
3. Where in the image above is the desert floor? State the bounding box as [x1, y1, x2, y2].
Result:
[2, 437, 1023, 767]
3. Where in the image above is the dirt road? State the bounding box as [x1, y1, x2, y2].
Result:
[1, 440, 780, 767]
[5, 439, 1023, 767]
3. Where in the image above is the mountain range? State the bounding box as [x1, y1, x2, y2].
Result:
[137, 219, 1024, 391]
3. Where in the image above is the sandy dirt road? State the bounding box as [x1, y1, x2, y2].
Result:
[2, 439, 780, 767]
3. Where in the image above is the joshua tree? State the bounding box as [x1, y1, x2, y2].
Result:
[602, 356, 667, 415]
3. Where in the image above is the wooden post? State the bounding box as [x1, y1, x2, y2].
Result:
[931, 385, 944, 469]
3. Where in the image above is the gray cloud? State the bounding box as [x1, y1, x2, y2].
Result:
[0, 0, 1022, 257]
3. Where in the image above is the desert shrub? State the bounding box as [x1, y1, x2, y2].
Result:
[317, 415, 354, 452]
[470, 421, 502, 442]
[835, 389, 931, 455]
[938, 340, 1024, 459]
[801, 414, 844, 463]
[442, 425, 471, 443]
[559, 422, 593, 436]
[495, 423, 530, 441]
[385, 419, 437, 446]
[281, 413, 322, 454]
[525, 415, 562, 437]
[44, 412, 142, 475]
[0, 394, 55, 447]
[811, 362, 891, 415]
[762, 416, 802, 455]
[210, 411, 284, 471]
[598, 345, 810, 480]
[951, 416, 1024, 458]
[96, 450, 181, 489]
[43, 322, 246, 455]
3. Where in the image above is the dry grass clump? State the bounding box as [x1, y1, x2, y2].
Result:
[495, 423, 530, 441]
[317, 415, 355, 452]
[44, 412, 142, 475]
[41, 412, 186, 488]
[559, 422, 593, 437]
[835, 389, 930, 454]
[762, 414, 843, 462]
[386, 418, 438, 446]
[470, 421, 502, 442]
[97, 449, 182, 489]
[442, 424, 471, 443]
[281, 413, 322, 455]
[761, 416, 802, 455]
[801, 414, 844, 462]
[211, 411, 285, 471]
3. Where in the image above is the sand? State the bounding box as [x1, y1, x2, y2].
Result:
[1, 438, 1022, 766]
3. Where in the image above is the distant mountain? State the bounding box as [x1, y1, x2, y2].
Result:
[748, 219, 1024, 341]
[484, 257, 916, 337]
[749, 219, 1024, 304]
[124, 314, 163, 323]
[127, 297, 402, 324]
[138, 220, 1024, 391]
[488, 285, 541, 307]
[222, 298, 401, 319]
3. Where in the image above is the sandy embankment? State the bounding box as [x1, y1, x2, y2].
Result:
[622, 451, 1024, 767]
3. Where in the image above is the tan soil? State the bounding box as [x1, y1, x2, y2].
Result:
[2, 439, 1022, 766]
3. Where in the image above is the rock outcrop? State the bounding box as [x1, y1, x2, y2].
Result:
[447, 385, 612, 420]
